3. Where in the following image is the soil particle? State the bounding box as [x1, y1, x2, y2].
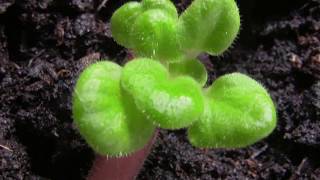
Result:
[0, 25, 8, 63]
[69, 0, 96, 12]
[53, 13, 114, 60]
[0, 0, 14, 14]
[139, 130, 293, 179]
[0, 137, 30, 180]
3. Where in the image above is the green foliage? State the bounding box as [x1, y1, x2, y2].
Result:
[168, 59, 208, 87]
[72, 0, 277, 157]
[110, 2, 143, 49]
[72, 62, 155, 156]
[121, 59, 204, 129]
[111, 0, 240, 60]
[178, 0, 240, 56]
[111, 0, 180, 61]
[188, 73, 276, 148]
[131, 9, 181, 61]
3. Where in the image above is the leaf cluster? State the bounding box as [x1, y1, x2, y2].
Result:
[72, 0, 276, 157]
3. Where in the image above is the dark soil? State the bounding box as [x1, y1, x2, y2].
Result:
[0, 0, 319, 179]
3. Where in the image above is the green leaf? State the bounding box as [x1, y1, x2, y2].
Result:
[178, 0, 240, 57]
[168, 59, 208, 87]
[72, 61, 155, 156]
[121, 58, 205, 129]
[110, 2, 143, 48]
[188, 73, 277, 148]
[131, 9, 181, 62]
[111, 0, 181, 62]
[142, 0, 178, 19]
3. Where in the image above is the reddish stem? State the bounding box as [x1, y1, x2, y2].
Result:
[87, 130, 158, 180]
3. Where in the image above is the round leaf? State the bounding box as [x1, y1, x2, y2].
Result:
[121, 58, 205, 129]
[178, 0, 240, 57]
[168, 59, 208, 87]
[142, 0, 178, 19]
[110, 0, 181, 62]
[131, 9, 181, 62]
[188, 73, 277, 148]
[72, 61, 155, 156]
[110, 2, 143, 48]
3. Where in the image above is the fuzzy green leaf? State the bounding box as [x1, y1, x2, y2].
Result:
[178, 0, 240, 57]
[111, 0, 181, 62]
[168, 59, 208, 87]
[188, 73, 276, 148]
[142, 0, 178, 19]
[121, 58, 204, 129]
[131, 9, 181, 61]
[110, 2, 143, 48]
[72, 61, 155, 156]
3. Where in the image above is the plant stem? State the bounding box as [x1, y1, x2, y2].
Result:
[87, 130, 158, 180]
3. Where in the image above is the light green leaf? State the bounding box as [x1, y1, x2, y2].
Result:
[72, 61, 155, 156]
[188, 73, 277, 148]
[111, 0, 181, 62]
[131, 9, 181, 62]
[178, 0, 240, 57]
[121, 58, 205, 129]
[168, 59, 208, 87]
[110, 2, 143, 48]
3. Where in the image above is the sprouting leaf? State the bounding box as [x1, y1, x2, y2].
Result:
[72, 61, 155, 156]
[188, 73, 276, 148]
[121, 58, 204, 129]
[168, 59, 208, 87]
[110, 2, 143, 48]
[111, 0, 181, 62]
[142, 0, 177, 18]
[131, 9, 181, 61]
[178, 0, 240, 57]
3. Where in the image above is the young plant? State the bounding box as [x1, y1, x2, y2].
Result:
[72, 0, 276, 162]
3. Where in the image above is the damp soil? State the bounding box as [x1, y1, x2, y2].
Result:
[0, 0, 319, 179]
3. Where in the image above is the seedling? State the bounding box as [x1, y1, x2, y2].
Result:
[72, 0, 276, 157]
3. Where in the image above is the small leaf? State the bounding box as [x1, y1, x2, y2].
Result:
[121, 58, 204, 129]
[131, 9, 181, 62]
[168, 59, 208, 87]
[178, 0, 240, 57]
[188, 73, 276, 148]
[142, 0, 178, 19]
[111, 2, 143, 48]
[72, 61, 155, 156]
[111, 0, 181, 62]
